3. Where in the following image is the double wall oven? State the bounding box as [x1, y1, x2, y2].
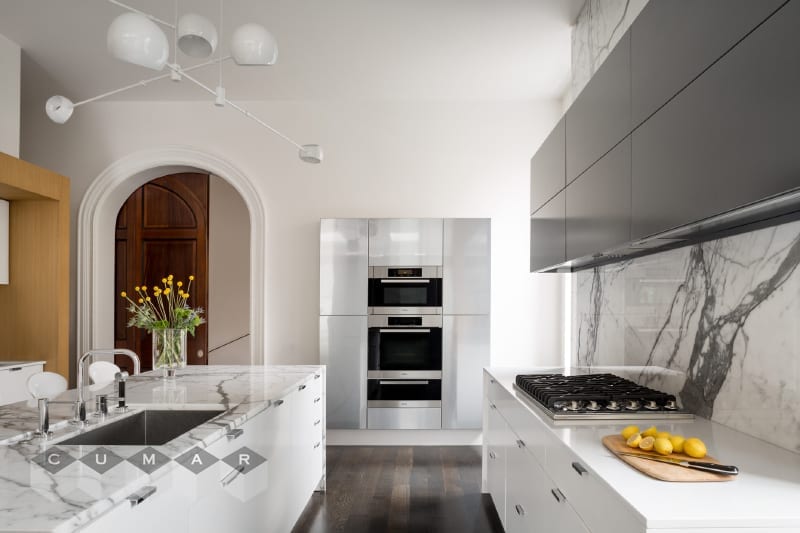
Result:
[367, 266, 443, 429]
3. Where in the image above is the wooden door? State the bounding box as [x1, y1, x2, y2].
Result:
[114, 173, 209, 373]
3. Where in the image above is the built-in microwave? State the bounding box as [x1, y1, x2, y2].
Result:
[368, 266, 442, 314]
[368, 315, 442, 373]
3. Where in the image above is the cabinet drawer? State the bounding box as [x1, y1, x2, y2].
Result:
[547, 441, 643, 533]
[0, 364, 42, 406]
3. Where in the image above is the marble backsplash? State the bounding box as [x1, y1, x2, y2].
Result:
[566, 0, 648, 109]
[572, 219, 800, 454]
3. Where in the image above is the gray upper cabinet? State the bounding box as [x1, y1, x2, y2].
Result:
[530, 117, 566, 214]
[320, 218, 368, 315]
[567, 137, 631, 260]
[368, 218, 443, 266]
[632, 1, 800, 240]
[530, 190, 565, 272]
[566, 30, 631, 182]
[443, 219, 490, 315]
[631, 0, 784, 127]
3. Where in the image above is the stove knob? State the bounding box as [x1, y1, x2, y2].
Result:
[664, 399, 678, 410]
[644, 400, 659, 410]
[605, 400, 620, 411]
[624, 400, 641, 411]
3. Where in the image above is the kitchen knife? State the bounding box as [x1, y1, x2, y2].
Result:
[616, 452, 739, 475]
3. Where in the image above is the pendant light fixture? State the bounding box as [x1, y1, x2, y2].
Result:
[46, 0, 322, 164]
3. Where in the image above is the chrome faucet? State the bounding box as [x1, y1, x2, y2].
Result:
[77, 349, 141, 422]
[35, 398, 80, 438]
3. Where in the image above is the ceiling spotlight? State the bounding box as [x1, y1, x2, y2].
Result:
[107, 12, 169, 71]
[177, 13, 218, 58]
[231, 23, 278, 66]
[45, 95, 74, 124]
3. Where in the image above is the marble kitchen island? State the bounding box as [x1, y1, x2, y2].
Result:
[0, 365, 325, 533]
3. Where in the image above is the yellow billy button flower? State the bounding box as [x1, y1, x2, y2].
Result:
[120, 291, 127, 298]
[146, 297, 151, 302]
[177, 281, 183, 288]
[163, 288, 171, 295]
[182, 293, 189, 299]
[135, 286, 140, 292]
[189, 275, 195, 281]
[162, 278, 167, 284]
[168, 274, 174, 280]
[141, 286, 147, 291]
[138, 298, 144, 304]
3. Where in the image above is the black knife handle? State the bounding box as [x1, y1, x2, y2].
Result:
[687, 461, 739, 475]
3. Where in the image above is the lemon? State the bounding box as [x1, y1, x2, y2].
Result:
[626, 433, 643, 448]
[621, 425, 640, 440]
[656, 431, 672, 440]
[668, 434, 685, 454]
[653, 437, 673, 456]
[638, 436, 655, 451]
[683, 437, 707, 458]
[641, 426, 658, 438]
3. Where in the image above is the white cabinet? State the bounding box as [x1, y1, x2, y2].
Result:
[442, 315, 489, 429]
[0, 363, 43, 406]
[485, 403, 509, 529]
[368, 218, 443, 266]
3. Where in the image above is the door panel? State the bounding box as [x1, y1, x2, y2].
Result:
[442, 315, 490, 429]
[115, 173, 209, 372]
[319, 218, 368, 315]
[442, 218, 490, 315]
[368, 218, 443, 266]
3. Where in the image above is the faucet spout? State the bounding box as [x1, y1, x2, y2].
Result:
[77, 349, 142, 421]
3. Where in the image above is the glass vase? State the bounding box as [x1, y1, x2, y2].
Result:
[152, 328, 187, 379]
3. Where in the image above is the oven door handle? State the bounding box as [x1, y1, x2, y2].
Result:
[379, 279, 430, 284]
[378, 328, 430, 333]
[379, 380, 429, 385]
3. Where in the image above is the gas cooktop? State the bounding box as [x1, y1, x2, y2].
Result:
[514, 373, 694, 421]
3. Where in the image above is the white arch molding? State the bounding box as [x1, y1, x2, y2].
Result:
[76, 145, 266, 364]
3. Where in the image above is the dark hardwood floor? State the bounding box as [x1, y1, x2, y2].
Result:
[292, 446, 504, 533]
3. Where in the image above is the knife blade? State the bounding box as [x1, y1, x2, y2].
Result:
[616, 452, 739, 475]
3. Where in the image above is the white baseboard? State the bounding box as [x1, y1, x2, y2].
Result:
[327, 429, 483, 446]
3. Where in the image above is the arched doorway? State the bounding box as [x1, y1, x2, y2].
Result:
[76, 146, 266, 368]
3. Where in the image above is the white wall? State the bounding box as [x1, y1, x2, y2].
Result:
[0, 33, 20, 157]
[208, 174, 251, 365]
[20, 96, 563, 368]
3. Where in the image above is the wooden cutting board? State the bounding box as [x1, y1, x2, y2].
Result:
[602, 435, 735, 482]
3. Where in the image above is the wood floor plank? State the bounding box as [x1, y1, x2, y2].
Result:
[292, 446, 504, 533]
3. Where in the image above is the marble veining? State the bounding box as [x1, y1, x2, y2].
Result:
[0, 365, 321, 532]
[567, 0, 648, 107]
[573, 220, 800, 453]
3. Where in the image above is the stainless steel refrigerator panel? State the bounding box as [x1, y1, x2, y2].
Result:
[368, 218, 443, 266]
[443, 219, 491, 315]
[442, 315, 490, 429]
[367, 407, 442, 429]
[320, 315, 367, 429]
[320, 219, 368, 315]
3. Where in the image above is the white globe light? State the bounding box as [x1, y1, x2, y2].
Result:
[231, 23, 278, 66]
[299, 144, 323, 164]
[45, 95, 74, 124]
[178, 13, 218, 58]
[107, 12, 169, 71]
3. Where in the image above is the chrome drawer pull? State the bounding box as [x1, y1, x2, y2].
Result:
[551, 488, 566, 503]
[516, 439, 525, 449]
[314, 419, 322, 426]
[226, 428, 244, 440]
[221, 466, 245, 487]
[298, 384, 307, 391]
[571, 462, 587, 476]
[314, 397, 322, 403]
[314, 373, 321, 379]
[313, 441, 321, 449]
[490, 379, 496, 384]
[514, 504, 525, 516]
[274, 399, 284, 407]
[127, 486, 157, 507]
[489, 451, 497, 460]
[489, 403, 497, 410]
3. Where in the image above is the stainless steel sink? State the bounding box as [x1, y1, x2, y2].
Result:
[59, 410, 223, 446]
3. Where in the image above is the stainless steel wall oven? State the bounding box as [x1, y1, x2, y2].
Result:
[368, 315, 442, 372]
[368, 266, 442, 314]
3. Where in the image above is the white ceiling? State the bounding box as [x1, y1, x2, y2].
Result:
[0, 0, 583, 102]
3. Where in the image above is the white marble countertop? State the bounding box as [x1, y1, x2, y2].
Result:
[487, 367, 800, 530]
[0, 365, 322, 532]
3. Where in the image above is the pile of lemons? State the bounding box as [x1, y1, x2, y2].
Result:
[620, 425, 707, 458]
